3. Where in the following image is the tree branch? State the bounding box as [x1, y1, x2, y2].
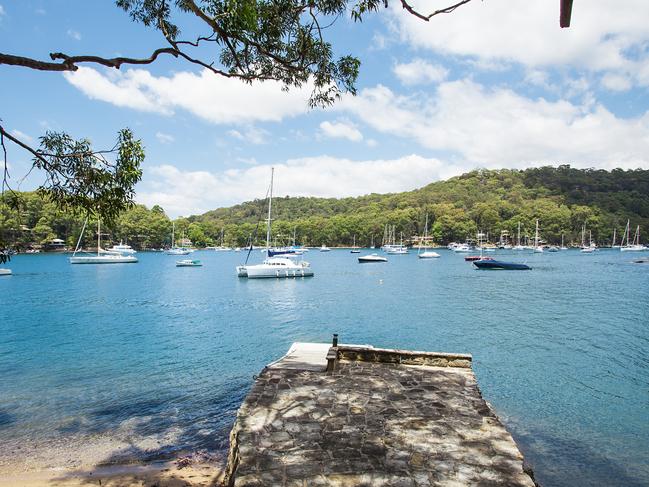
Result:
[399, 0, 474, 21]
[0, 48, 179, 72]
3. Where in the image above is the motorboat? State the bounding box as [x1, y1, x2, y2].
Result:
[237, 168, 314, 279]
[0, 268, 11, 276]
[547, 246, 559, 252]
[176, 259, 202, 267]
[473, 260, 531, 270]
[386, 245, 409, 254]
[452, 243, 472, 253]
[70, 219, 138, 264]
[107, 242, 137, 254]
[418, 250, 440, 259]
[166, 247, 191, 255]
[320, 245, 331, 252]
[358, 253, 388, 263]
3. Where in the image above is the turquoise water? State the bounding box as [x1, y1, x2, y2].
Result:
[0, 250, 647, 486]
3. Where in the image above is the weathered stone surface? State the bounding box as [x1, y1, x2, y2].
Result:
[224, 345, 535, 487]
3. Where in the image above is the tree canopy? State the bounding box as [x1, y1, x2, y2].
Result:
[3, 166, 647, 250]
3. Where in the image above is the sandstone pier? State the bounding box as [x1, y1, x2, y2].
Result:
[223, 340, 536, 486]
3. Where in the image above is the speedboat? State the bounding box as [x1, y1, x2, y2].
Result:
[238, 256, 313, 278]
[107, 242, 137, 254]
[358, 253, 388, 263]
[547, 246, 559, 252]
[473, 260, 531, 270]
[0, 268, 11, 276]
[418, 250, 440, 259]
[176, 259, 202, 267]
[452, 243, 472, 253]
[320, 245, 331, 252]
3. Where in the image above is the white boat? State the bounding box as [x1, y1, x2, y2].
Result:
[166, 222, 191, 255]
[513, 222, 526, 250]
[236, 168, 313, 279]
[620, 221, 647, 252]
[320, 245, 331, 252]
[452, 243, 471, 253]
[580, 225, 597, 253]
[176, 259, 202, 267]
[386, 245, 409, 254]
[533, 219, 544, 253]
[0, 268, 11, 276]
[358, 253, 388, 263]
[69, 219, 138, 264]
[107, 241, 137, 254]
[350, 235, 361, 253]
[418, 215, 440, 259]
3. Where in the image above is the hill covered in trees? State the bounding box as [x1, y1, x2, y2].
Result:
[2, 166, 648, 249]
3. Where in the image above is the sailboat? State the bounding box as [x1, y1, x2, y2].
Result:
[513, 222, 525, 250]
[418, 214, 440, 259]
[533, 219, 544, 253]
[350, 235, 361, 253]
[620, 220, 647, 251]
[236, 168, 313, 278]
[560, 233, 568, 250]
[70, 218, 138, 264]
[166, 222, 191, 255]
[580, 225, 596, 253]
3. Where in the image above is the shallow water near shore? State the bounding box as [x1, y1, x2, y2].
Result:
[1, 249, 648, 486]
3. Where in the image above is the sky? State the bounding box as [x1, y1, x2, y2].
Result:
[2, 0, 649, 217]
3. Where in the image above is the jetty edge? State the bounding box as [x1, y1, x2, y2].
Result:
[224, 338, 537, 486]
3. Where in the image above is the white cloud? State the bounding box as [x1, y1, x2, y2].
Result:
[137, 155, 460, 217]
[227, 126, 269, 145]
[0, 5, 5, 17]
[9, 129, 34, 145]
[393, 59, 448, 85]
[391, 0, 649, 86]
[155, 132, 174, 144]
[601, 73, 633, 92]
[64, 67, 311, 124]
[319, 120, 363, 142]
[67, 29, 81, 41]
[338, 80, 649, 169]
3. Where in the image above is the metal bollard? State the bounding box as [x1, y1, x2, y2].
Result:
[332, 333, 338, 347]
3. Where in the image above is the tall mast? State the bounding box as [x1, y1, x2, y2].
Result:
[517, 222, 521, 246]
[97, 219, 101, 256]
[535, 219, 539, 247]
[171, 221, 175, 248]
[266, 167, 274, 250]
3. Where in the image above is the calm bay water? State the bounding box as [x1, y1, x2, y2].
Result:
[1, 249, 648, 486]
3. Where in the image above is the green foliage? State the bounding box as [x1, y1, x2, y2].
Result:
[32, 128, 144, 222]
[3, 167, 649, 249]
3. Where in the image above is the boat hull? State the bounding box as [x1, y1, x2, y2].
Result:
[358, 255, 387, 263]
[245, 266, 314, 278]
[69, 256, 138, 264]
[473, 260, 530, 270]
[0, 268, 11, 276]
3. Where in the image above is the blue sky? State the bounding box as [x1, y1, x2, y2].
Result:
[2, 0, 649, 217]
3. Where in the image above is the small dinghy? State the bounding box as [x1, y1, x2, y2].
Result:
[176, 259, 202, 267]
[0, 268, 12, 276]
[358, 253, 388, 263]
[473, 260, 530, 270]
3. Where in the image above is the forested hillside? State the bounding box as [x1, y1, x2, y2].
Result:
[2, 166, 648, 249]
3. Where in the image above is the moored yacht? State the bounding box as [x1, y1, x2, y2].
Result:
[107, 241, 137, 254]
[237, 168, 314, 279]
[70, 220, 138, 264]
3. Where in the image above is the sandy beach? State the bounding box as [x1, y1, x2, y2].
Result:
[0, 460, 225, 487]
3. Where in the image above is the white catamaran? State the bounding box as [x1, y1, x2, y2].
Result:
[70, 219, 138, 264]
[236, 168, 313, 278]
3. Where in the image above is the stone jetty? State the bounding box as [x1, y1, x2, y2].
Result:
[223, 340, 536, 486]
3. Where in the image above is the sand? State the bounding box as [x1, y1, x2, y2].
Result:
[0, 460, 225, 487]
